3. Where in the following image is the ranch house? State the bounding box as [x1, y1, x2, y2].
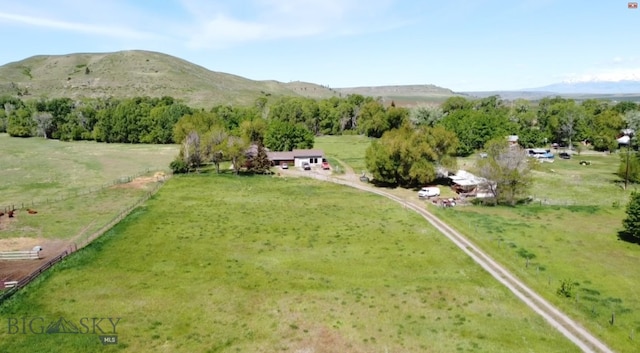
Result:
[267, 149, 325, 168]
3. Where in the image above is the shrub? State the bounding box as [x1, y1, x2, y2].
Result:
[557, 279, 575, 298]
[169, 157, 188, 174]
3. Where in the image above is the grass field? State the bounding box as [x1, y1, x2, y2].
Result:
[314, 135, 373, 174]
[428, 152, 640, 352]
[310, 140, 640, 352]
[0, 175, 579, 352]
[0, 134, 178, 243]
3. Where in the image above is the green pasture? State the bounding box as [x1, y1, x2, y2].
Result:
[313, 139, 640, 351]
[0, 186, 156, 243]
[433, 205, 638, 353]
[0, 134, 178, 242]
[0, 133, 178, 206]
[524, 152, 637, 206]
[429, 152, 640, 352]
[0, 176, 578, 352]
[314, 135, 372, 173]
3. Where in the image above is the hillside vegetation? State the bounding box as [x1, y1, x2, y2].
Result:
[0, 50, 461, 108]
[0, 51, 338, 108]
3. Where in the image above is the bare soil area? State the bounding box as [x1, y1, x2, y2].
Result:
[0, 237, 74, 282]
[111, 174, 163, 190]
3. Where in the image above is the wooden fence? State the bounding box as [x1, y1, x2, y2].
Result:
[0, 173, 171, 304]
[1, 167, 168, 213]
[0, 250, 41, 260]
[1, 250, 69, 295]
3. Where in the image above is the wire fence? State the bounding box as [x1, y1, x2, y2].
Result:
[74, 175, 170, 249]
[0, 167, 169, 213]
[0, 172, 172, 304]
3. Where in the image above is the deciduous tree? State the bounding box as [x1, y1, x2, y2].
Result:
[204, 128, 228, 174]
[476, 138, 534, 205]
[226, 136, 248, 175]
[622, 191, 640, 243]
[365, 124, 458, 186]
[264, 120, 313, 151]
[247, 143, 272, 174]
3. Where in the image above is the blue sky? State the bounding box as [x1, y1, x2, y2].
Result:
[0, 0, 638, 91]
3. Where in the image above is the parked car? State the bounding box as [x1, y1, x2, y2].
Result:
[418, 187, 440, 198]
[302, 162, 311, 170]
[281, 163, 289, 169]
[321, 161, 330, 170]
[559, 152, 571, 159]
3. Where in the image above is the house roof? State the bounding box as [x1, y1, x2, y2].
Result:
[449, 170, 488, 186]
[267, 151, 295, 160]
[292, 149, 324, 158]
[267, 149, 325, 161]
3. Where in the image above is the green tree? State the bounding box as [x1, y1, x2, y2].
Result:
[173, 111, 221, 143]
[247, 143, 272, 174]
[476, 138, 534, 206]
[622, 191, 640, 242]
[33, 112, 53, 138]
[178, 131, 204, 172]
[617, 151, 640, 185]
[365, 124, 458, 186]
[410, 105, 444, 127]
[239, 118, 267, 144]
[204, 127, 228, 174]
[7, 107, 35, 137]
[226, 136, 248, 175]
[358, 100, 388, 138]
[264, 120, 314, 151]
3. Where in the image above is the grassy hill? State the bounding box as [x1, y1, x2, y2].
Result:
[0, 50, 459, 108]
[0, 50, 338, 108]
[335, 84, 462, 106]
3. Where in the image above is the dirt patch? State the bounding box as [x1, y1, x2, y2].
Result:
[0, 215, 18, 231]
[292, 327, 366, 353]
[0, 237, 74, 282]
[111, 176, 159, 190]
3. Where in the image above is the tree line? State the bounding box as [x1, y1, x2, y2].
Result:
[0, 94, 408, 144]
[2, 93, 639, 184]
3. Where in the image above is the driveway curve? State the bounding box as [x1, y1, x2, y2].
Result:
[289, 169, 614, 353]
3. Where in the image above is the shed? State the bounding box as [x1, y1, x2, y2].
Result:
[449, 170, 494, 198]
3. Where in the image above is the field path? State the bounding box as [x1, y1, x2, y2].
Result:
[292, 167, 614, 353]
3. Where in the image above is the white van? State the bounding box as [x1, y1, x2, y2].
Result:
[418, 187, 440, 198]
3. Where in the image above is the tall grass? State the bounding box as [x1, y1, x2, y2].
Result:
[0, 133, 178, 206]
[314, 135, 372, 173]
[0, 176, 578, 352]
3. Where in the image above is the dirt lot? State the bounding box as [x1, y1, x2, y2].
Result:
[0, 174, 165, 286]
[0, 237, 74, 282]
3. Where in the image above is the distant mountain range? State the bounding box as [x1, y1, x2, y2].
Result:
[465, 79, 640, 100]
[529, 80, 640, 94]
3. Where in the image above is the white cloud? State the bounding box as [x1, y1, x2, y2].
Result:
[562, 68, 640, 83]
[0, 11, 159, 40]
[182, 0, 402, 49]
